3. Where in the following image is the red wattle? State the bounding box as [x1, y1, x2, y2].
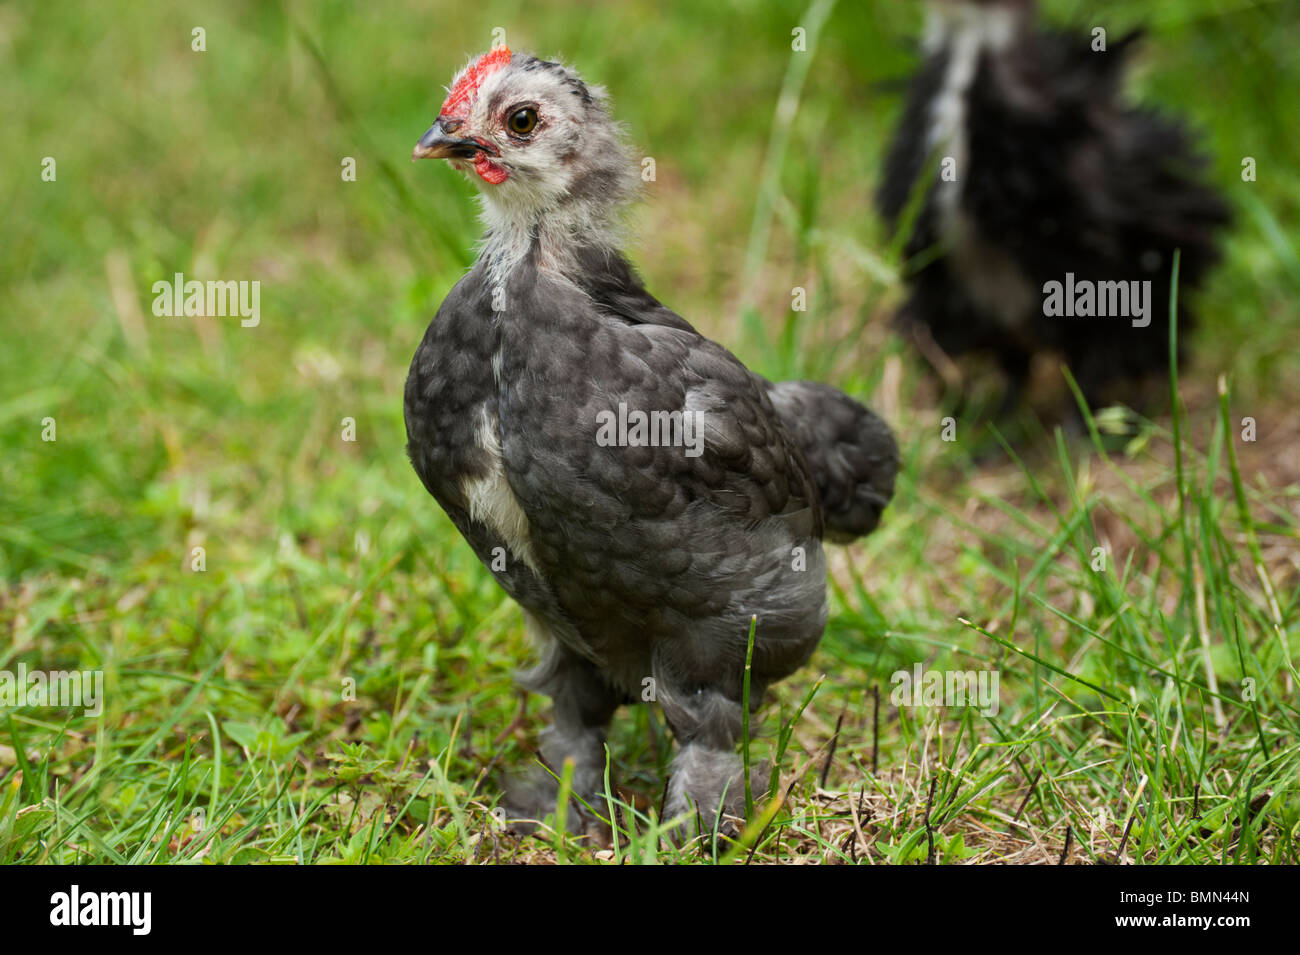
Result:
[473, 154, 509, 185]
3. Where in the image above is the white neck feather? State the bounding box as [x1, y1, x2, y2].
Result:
[477, 193, 626, 292]
[923, 3, 1020, 57]
[924, 1, 1022, 223]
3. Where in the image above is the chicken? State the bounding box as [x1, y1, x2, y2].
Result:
[404, 47, 898, 832]
[877, 0, 1230, 412]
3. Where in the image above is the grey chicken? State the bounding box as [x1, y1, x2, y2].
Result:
[404, 47, 898, 832]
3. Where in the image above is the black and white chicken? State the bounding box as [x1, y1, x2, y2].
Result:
[877, 0, 1230, 412]
[404, 47, 898, 832]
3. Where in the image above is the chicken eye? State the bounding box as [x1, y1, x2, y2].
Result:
[507, 108, 538, 136]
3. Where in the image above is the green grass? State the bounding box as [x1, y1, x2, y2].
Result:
[1, 0, 1298, 863]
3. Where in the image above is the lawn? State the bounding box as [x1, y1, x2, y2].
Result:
[2, 0, 1298, 864]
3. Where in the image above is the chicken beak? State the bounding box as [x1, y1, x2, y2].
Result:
[412, 118, 483, 161]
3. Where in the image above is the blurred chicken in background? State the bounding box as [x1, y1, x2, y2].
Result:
[877, 0, 1231, 417]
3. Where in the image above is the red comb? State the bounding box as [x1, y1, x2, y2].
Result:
[440, 46, 512, 120]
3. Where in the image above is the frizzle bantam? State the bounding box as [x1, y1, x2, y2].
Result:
[404, 47, 898, 835]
